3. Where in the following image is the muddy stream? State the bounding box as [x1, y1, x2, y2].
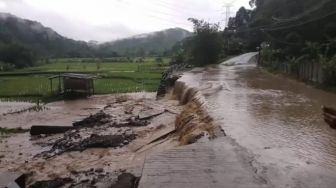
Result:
[180, 53, 336, 186]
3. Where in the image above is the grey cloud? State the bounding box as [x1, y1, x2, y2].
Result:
[0, 0, 248, 41]
[0, 0, 139, 42]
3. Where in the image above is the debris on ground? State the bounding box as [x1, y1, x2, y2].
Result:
[30, 125, 74, 136]
[26, 170, 139, 188]
[322, 106, 336, 129]
[115, 95, 129, 103]
[109, 172, 139, 188]
[73, 111, 111, 127]
[0, 93, 182, 186]
[29, 177, 73, 188]
[39, 129, 136, 158]
[112, 118, 149, 128]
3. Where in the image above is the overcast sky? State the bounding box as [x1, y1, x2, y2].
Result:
[0, 0, 250, 42]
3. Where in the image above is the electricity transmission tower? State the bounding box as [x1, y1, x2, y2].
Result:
[221, 0, 235, 27]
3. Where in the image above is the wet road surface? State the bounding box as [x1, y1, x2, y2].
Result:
[184, 53, 336, 187]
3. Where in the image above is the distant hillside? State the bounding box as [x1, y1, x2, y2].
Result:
[0, 13, 92, 58]
[0, 13, 192, 68]
[98, 28, 192, 56]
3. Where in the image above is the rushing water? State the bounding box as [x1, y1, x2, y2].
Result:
[181, 53, 336, 186]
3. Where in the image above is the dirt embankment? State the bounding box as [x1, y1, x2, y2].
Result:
[173, 83, 224, 145]
[162, 66, 225, 145]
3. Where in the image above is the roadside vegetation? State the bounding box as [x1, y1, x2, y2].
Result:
[230, 0, 336, 85]
[170, 0, 336, 89]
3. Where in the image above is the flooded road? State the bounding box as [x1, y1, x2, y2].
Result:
[183, 53, 336, 187]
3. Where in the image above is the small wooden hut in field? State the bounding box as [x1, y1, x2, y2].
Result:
[49, 73, 96, 96]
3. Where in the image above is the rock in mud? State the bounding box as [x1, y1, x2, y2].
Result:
[73, 111, 111, 127]
[29, 178, 73, 188]
[109, 173, 139, 188]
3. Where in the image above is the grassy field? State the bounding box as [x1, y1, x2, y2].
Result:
[0, 57, 169, 100]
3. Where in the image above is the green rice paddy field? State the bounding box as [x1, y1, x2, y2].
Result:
[0, 58, 169, 100]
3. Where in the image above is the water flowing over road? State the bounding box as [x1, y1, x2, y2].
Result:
[183, 53, 336, 187]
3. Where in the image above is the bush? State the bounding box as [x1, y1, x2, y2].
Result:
[0, 43, 37, 68]
[170, 51, 186, 65]
[322, 55, 336, 85]
[0, 61, 15, 71]
[171, 19, 223, 66]
[187, 18, 223, 66]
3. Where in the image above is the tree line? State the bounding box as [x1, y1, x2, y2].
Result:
[171, 0, 336, 74]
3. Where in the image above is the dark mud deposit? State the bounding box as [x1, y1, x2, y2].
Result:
[0, 93, 182, 187]
[72, 111, 111, 127]
[29, 171, 139, 188]
[40, 131, 136, 158]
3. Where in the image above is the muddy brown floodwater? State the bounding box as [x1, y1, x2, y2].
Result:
[0, 93, 183, 187]
[183, 53, 336, 187]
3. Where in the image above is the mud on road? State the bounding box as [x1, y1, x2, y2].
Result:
[0, 93, 184, 187]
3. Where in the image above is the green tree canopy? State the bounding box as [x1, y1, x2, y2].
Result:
[183, 18, 223, 66]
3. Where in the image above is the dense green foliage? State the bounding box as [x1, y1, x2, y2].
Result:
[222, 0, 336, 84]
[170, 19, 223, 66]
[226, 0, 336, 57]
[170, 0, 336, 80]
[0, 43, 37, 68]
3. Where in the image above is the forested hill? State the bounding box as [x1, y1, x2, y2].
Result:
[0, 13, 192, 69]
[98, 28, 192, 57]
[0, 13, 191, 58]
[0, 13, 92, 58]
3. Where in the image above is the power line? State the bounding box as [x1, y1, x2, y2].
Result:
[146, 14, 192, 27]
[153, 0, 224, 24]
[263, 9, 336, 31]
[262, 30, 302, 46]
[272, 0, 332, 23]
[154, 0, 196, 15]
[227, 8, 336, 34]
[112, 0, 191, 28]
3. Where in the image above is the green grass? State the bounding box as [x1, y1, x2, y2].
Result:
[0, 76, 51, 97]
[0, 57, 168, 100]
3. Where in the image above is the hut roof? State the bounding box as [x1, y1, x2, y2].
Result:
[49, 73, 96, 80]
